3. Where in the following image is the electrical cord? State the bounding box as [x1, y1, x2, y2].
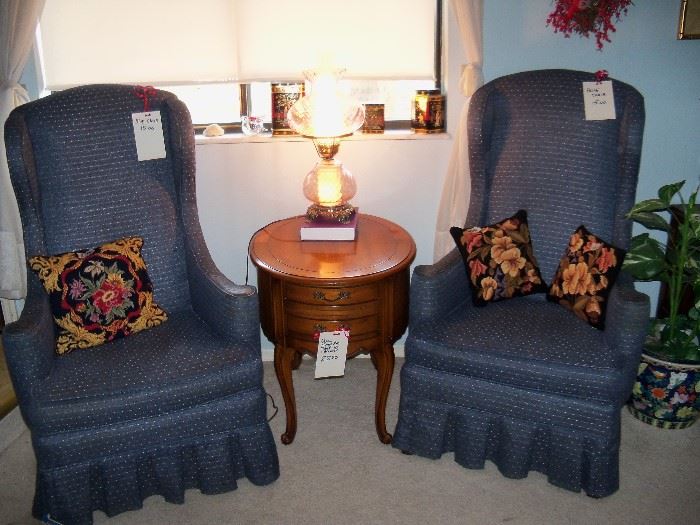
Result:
[266, 393, 279, 422]
[245, 232, 254, 286]
[247, 229, 279, 423]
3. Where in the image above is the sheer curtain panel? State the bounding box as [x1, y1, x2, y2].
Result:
[0, 0, 45, 321]
[433, 0, 483, 261]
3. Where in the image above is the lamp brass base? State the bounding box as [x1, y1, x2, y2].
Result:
[306, 203, 356, 224]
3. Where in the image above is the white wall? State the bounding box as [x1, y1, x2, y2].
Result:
[195, 136, 453, 285]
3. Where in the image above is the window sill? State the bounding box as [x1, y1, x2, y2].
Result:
[195, 129, 451, 146]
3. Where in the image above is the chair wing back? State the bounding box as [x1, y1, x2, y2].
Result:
[5, 84, 192, 312]
[467, 69, 645, 280]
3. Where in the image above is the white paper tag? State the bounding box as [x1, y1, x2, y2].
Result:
[582, 81, 616, 121]
[132, 111, 166, 161]
[314, 329, 349, 379]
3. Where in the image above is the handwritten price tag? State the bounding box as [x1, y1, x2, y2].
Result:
[132, 111, 166, 161]
[314, 329, 349, 379]
[582, 81, 616, 121]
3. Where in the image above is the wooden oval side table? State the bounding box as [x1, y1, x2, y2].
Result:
[249, 214, 416, 445]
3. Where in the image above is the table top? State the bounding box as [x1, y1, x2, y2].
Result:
[249, 214, 416, 282]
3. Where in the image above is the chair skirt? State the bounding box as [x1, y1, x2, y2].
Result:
[393, 364, 622, 497]
[31, 388, 279, 525]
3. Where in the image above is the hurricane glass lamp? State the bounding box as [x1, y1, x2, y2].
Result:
[287, 69, 365, 223]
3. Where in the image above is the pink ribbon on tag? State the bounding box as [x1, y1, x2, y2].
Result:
[595, 70, 609, 83]
[134, 85, 157, 112]
[313, 324, 351, 341]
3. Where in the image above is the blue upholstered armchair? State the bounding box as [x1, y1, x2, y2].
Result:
[393, 70, 649, 497]
[3, 85, 279, 524]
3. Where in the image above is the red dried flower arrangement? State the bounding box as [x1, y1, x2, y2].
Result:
[547, 0, 633, 50]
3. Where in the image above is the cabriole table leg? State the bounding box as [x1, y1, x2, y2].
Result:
[273, 344, 299, 445]
[372, 343, 395, 444]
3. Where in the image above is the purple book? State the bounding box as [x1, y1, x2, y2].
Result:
[300, 211, 358, 241]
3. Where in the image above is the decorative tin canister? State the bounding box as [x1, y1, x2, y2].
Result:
[362, 103, 385, 133]
[271, 82, 305, 136]
[411, 89, 445, 133]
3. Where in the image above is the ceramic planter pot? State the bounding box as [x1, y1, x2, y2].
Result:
[627, 352, 700, 429]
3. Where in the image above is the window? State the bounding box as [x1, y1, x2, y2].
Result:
[38, 0, 442, 128]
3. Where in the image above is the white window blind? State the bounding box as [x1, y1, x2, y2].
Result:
[40, 0, 240, 90]
[39, 0, 437, 90]
[234, 0, 437, 81]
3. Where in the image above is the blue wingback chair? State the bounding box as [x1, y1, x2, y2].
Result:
[3, 85, 279, 524]
[393, 70, 649, 497]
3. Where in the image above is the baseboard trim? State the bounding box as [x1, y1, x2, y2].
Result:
[0, 407, 27, 453]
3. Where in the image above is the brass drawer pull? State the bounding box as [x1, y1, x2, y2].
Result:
[313, 290, 350, 302]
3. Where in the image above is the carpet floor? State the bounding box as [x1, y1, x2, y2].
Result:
[1, 357, 698, 525]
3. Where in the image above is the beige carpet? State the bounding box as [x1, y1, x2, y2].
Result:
[1, 358, 698, 525]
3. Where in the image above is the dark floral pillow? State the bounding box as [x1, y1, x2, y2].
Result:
[29, 236, 168, 355]
[450, 210, 547, 306]
[547, 225, 625, 329]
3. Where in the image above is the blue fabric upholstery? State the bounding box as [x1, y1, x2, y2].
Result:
[407, 295, 630, 404]
[393, 70, 649, 497]
[3, 84, 279, 524]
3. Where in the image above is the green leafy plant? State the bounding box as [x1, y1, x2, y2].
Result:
[623, 180, 700, 363]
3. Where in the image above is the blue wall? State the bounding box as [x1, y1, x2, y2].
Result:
[482, 0, 700, 305]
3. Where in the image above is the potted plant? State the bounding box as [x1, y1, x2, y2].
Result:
[623, 180, 700, 429]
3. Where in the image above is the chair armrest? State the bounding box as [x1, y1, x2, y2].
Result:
[603, 273, 650, 386]
[1, 277, 55, 406]
[166, 95, 260, 349]
[185, 242, 261, 348]
[409, 249, 471, 326]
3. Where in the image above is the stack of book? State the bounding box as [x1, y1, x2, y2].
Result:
[300, 211, 359, 241]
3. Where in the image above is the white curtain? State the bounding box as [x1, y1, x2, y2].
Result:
[0, 0, 45, 322]
[433, 0, 484, 261]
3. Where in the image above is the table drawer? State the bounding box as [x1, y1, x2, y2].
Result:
[284, 282, 378, 306]
[286, 312, 380, 340]
[286, 332, 380, 356]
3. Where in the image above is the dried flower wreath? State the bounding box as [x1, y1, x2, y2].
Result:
[547, 0, 633, 50]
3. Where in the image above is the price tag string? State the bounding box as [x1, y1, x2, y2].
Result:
[595, 69, 609, 83]
[134, 85, 157, 112]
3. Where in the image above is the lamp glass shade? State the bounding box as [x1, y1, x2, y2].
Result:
[287, 69, 364, 223]
[286, 69, 365, 138]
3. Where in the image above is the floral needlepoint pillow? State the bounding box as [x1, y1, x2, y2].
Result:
[450, 210, 547, 306]
[29, 236, 168, 355]
[547, 226, 625, 329]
